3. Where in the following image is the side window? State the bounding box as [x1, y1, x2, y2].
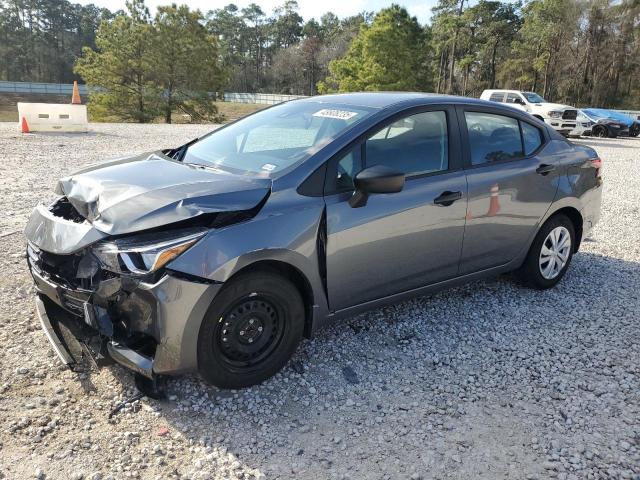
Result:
[489, 92, 505, 102]
[465, 111, 523, 165]
[521, 121, 543, 155]
[364, 111, 448, 177]
[506, 93, 523, 104]
[335, 150, 361, 192]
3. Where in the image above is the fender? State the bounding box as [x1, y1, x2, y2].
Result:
[167, 191, 330, 330]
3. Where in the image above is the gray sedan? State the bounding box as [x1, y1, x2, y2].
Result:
[25, 93, 603, 390]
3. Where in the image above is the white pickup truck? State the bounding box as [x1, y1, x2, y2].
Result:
[480, 89, 578, 136]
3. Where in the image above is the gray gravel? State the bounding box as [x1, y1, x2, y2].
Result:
[0, 123, 638, 480]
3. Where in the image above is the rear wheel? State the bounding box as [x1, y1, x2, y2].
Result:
[518, 214, 575, 289]
[197, 271, 304, 389]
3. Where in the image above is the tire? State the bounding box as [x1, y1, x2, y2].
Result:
[518, 214, 575, 290]
[593, 125, 608, 138]
[197, 270, 304, 389]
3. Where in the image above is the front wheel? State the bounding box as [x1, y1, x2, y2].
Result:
[197, 271, 304, 389]
[518, 214, 575, 289]
[593, 125, 608, 138]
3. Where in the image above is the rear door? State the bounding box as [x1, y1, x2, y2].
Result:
[457, 105, 559, 274]
[324, 106, 467, 311]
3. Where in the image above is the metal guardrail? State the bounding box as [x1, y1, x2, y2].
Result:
[223, 92, 308, 104]
[0, 80, 90, 95]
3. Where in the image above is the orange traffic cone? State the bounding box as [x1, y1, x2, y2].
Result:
[486, 183, 501, 217]
[71, 80, 81, 105]
[20, 116, 30, 133]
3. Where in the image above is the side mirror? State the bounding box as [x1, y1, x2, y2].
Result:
[515, 98, 525, 105]
[349, 165, 405, 208]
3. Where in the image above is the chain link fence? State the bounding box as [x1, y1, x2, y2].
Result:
[0, 80, 90, 96]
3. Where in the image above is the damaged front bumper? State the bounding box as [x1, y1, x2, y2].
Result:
[29, 245, 221, 378]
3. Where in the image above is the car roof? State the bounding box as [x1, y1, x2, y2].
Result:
[296, 92, 494, 109]
[482, 89, 522, 93]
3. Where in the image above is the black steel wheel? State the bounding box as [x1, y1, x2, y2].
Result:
[215, 295, 284, 369]
[198, 270, 304, 388]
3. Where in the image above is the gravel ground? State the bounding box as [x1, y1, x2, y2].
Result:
[0, 122, 638, 480]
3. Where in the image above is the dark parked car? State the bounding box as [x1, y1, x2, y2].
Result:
[596, 109, 640, 137]
[25, 93, 603, 389]
[581, 108, 630, 138]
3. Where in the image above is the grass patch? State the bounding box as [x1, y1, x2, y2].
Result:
[0, 110, 17, 122]
[214, 102, 269, 122]
[166, 102, 267, 123]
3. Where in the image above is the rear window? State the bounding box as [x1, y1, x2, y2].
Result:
[522, 122, 543, 155]
[489, 92, 505, 102]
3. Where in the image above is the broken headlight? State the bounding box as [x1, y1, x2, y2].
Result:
[92, 229, 206, 276]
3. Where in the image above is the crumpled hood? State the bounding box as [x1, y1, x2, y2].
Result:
[55, 152, 272, 235]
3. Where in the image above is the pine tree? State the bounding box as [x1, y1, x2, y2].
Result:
[319, 5, 429, 93]
[74, 0, 160, 122]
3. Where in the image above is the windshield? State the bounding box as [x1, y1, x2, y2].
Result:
[583, 109, 606, 120]
[183, 101, 375, 176]
[523, 92, 546, 103]
[577, 111, 592, 122]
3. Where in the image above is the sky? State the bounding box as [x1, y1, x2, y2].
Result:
[76, 0, 441, 24]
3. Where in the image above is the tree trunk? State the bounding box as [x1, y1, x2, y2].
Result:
[165, 85, 173, 124]
[490, 41, 498, 89]
[532, 42, 541, 92]
[447, 37, 456, 94]
[542, 53, 551, 98]
[436, 48, 445, 94]
[447, 0, 465, 94]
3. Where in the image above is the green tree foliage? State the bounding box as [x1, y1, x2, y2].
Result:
[319, 5, 429, 93]
[74, 1, 160, 123]
[207, 4, 251, 91]
[152, 5, 224, 123]
[4, 0, 640, 111]
[75, 1, 224, 123]
[0, 0, 113, 82]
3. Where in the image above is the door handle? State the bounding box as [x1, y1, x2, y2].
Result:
[434, 190, 462, 206]
[536, 163, 555, 175]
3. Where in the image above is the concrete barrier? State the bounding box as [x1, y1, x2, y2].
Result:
[18, 103, 88, 133]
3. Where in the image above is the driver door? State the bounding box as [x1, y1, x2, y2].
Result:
[505, 92, 529, 113]
[323, 107, 468, 311]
